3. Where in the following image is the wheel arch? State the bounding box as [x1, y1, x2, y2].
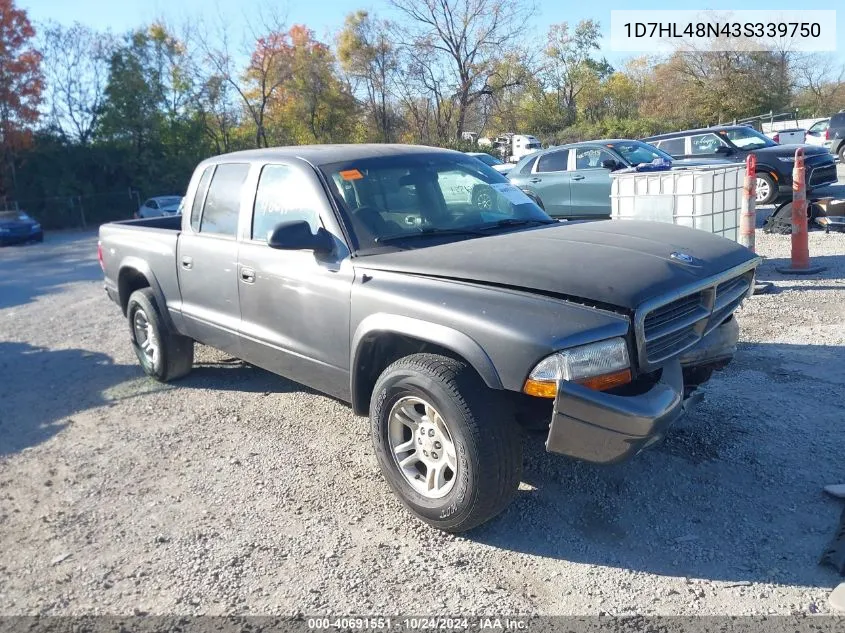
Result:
[117, 257, 175, 331]
[350, 314, 504, 416]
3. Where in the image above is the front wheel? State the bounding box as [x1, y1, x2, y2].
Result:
[127, 288, 194, 382]
[838, 145, 845, 164]
[370, 353, 522, 533]
[755, 172, 777, 205]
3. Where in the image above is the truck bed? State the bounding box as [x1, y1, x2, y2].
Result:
[99, 214, 184, 319]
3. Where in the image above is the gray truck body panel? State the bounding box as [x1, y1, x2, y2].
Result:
[99, 144, 761, 464]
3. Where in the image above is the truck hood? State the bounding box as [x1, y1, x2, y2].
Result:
[356, 221, 760, 311]
[751, 144, 831, 159]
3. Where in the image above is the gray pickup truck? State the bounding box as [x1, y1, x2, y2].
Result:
[99, 144, 761, 532]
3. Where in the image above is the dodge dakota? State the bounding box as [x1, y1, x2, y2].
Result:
[99, 145, 761, 532]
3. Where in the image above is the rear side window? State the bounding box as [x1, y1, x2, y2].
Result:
[518, 155, 539, 175]
[190, 166, 215, 232]
[831, 113, 845, 128]
[657, 137, 685, 156]
[252, 164, 322, 241]
[690, 133, 724, 155]
[200, 163, 250, 237]
[536, 150, 569, 173]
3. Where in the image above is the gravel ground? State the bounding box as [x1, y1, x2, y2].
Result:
[1, 210, 844, 616]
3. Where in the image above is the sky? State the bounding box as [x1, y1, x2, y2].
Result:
[19, 0, 844, 67]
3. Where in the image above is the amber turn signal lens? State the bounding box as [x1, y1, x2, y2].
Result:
[522, 379, 559, 399]
[578, 369, 632, 391]
[523, 369, 633, 399]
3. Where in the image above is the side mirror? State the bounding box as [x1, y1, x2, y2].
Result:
[714, 145, 734, 155]
[267, 221, 334, 254]
[601, 159, 621, 171]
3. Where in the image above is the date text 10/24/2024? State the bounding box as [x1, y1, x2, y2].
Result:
[307, 618, 528, 630]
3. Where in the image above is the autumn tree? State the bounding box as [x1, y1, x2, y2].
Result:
[0, 0, 42, 196]
[390, 0, 534, 141]
[337, 11, 398, 142]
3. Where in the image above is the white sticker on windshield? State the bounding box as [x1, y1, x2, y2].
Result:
[490, 183, 534, 205]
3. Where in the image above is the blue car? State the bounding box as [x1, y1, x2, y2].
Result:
[0, 210, 43, 245]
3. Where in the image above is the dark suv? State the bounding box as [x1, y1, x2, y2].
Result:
[827, 111, 845, 164]
[643, 125, 838, 204]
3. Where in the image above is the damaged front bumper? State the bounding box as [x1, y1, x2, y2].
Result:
[545, 318, 739, 465]
[546, 360, 685, 464]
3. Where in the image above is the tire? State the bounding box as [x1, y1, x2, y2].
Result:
[755, 172, 777, 205]
[126, 288, 194, 382]
[838, 145, 845, 165]
[471, 184, 496, 210]
[370, 353, 522, 533]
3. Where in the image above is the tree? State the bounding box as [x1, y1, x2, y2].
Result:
[337, 11, 398, 142]
[390, 0, 533, 141]
[40, 22, 113, 145]
[264, 25, 358, 144]
[0, 0, 42, 196]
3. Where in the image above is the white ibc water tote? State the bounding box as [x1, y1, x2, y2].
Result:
[610, 165, 744, 242]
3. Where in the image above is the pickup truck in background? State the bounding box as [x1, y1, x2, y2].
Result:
[98, 145, 761, 532]
[765, 128, 806, 145]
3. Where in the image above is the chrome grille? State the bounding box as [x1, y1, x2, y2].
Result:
[635, 263, 758, 370]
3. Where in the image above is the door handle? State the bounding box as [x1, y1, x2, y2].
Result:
[571, 175, 585, 181]
[529, 177, 542, 183]
[240, 267, 256, 284]
[181, 256, 193, 270]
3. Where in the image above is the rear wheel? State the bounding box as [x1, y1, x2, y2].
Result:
[755, 172, 777, 205]
[127, 288, 194, 382]
[370, 353, 522, 533]
[838, 145, 845, 165]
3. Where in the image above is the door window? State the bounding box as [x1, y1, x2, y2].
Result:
[656, 137, 685, 156]
[690, 133, 726, 155]
[200, 163, 250, 237]
[808, 120, 829, 135]
[190, 166, 215, 231]
[574, 147, 617, 170]
[252, 165, 323, 241]
[146, 199, 159, 209]
[536, 150, 569, 173]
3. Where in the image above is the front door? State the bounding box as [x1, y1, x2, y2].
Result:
[569, 146, 616, 217]
[529, 149, 571, 217]
[236, 163, 354, 401]
[176, 162, 250, 356]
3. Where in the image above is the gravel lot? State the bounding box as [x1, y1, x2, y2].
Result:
[1, 190, 845, 616]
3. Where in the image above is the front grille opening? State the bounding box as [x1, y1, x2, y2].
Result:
[607, 368, 662, 397]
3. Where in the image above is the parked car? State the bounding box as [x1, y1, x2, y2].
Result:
[464, 152, 513, 176]
[507, 139, 724, 219]
[0, 210, 43, 245]
[643, 125, 838, 204]
[805, 119, 831, 150]
[137, 196, 183, 218]
[826, 111, 845, 162]
[98, 144, 760, 533]
[765, 128, 806, 144]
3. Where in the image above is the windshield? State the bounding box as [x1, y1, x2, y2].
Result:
[470, 153, 502, 167]
[610, 141, 673, 166]
[320, 154, 553, 252]
[0, 211, 30, 221]
[723, 127, 777, 150]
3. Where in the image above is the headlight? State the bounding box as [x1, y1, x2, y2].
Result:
[523, 337, 632, 398]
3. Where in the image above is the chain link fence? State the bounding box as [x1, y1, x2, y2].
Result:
[1, 189, 142, 230]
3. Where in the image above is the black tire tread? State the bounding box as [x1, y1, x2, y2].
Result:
[127, 288, 194, 382]
[371, 352, 522, 533]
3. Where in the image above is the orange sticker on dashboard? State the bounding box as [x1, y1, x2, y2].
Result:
[340, 169, 364, 180]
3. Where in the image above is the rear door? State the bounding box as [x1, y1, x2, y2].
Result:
[176, 162, 249, 355]
[569, 145, 617, 217]
[236, 162, 354, 400]
[528, 149, 571, 217]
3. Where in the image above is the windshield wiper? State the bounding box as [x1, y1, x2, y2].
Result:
[375, 227, 486, 244]
[477, 218, 557, 231]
